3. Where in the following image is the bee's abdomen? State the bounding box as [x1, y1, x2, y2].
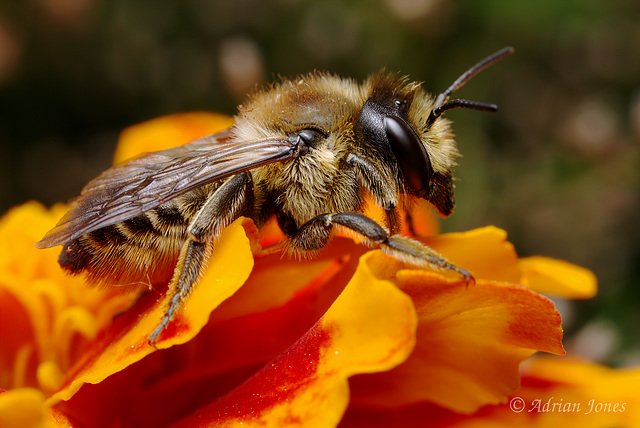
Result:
[59, 199, 199, 289]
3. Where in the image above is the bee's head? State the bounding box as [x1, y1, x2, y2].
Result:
[355, 47, 513, 216]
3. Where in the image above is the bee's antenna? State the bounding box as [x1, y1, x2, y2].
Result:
[427, 46, 514, 127]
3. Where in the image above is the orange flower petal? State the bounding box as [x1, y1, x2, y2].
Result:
[171, 248, 418, 427]
[519, 256, 597, 299]
[113, 112, 234, 163]
[0, 388, 46, 428]
[510, 357, 640, 427]
[427, 228, 597, 299]
[391, 358, 640, 428]
[47, 218, 254, 406]
[425, 226, 521, 284]
[49, 238, 363, 427]
[349, 250, 565, 415]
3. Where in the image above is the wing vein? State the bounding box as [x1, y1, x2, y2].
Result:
[36, 131, 297, 248]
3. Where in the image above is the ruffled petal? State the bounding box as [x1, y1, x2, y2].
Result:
[427, 227, 598, 299]
[349, 248, 565, 415]
[171, 247, 418, 427]
[46, 238, 361, 427]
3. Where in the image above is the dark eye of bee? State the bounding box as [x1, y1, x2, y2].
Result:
[298, 128, 323, 147]
[292, 128, 326, 155]
[384, 116, 433, 196]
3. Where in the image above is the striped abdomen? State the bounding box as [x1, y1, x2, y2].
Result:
[59, 186, 213, 289]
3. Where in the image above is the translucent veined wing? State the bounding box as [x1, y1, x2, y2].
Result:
[36, 128, 297, 248]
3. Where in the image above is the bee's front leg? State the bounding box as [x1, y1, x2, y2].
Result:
[288, 212, 473, 284]
[148, 172, 254, 345]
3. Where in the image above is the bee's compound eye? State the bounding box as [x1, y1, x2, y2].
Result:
[298, 128, 324, 148]
[384, 116, 432, 196]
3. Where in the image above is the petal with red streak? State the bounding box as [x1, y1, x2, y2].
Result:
[367, 358, 640, 428]
[52, 238, 364, 428]
[171, 249, 418, 428]
[348, 251, 565, 415]
[47, 219, 254, 406]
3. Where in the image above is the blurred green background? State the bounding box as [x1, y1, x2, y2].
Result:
[0, 0, 638, 365]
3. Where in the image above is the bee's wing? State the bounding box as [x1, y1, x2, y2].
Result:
[37, 129, 297, 248]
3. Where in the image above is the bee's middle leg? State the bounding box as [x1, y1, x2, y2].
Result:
[148, 172, 254, 345]
[288, 212, 473, 283]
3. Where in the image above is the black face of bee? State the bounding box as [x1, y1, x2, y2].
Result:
[354, 76, 443, 212]
[356, 94, 433, 198]
[384, 115, 433, 197]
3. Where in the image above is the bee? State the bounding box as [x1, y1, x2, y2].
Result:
[37, 47, 513, 344]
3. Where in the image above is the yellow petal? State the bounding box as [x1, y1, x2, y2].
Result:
[519, 358, 640, 428]
[426, 226, 521, 283]
[519, 256, 597, 299]
[47, 218, 253, 406]
[172, 249, 418, 427]
[0, 203, 135, 393]
[438, 358, 640, 428]
[0, 388, 46, 428]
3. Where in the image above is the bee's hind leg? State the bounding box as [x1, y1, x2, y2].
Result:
[288, 212, 473, 285]
[148, 172, 254, 346]
[148, 240, 207, 345]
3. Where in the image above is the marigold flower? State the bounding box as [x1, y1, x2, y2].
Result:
[1, 112, 634, 428]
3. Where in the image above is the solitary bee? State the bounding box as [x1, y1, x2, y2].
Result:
[37, 47, 513, 344]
